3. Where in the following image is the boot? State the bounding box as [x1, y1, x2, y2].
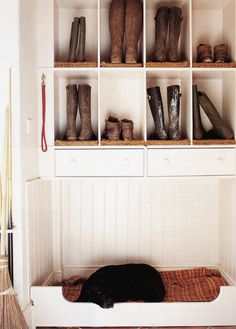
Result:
[105, 116, 121, 141]
[168, 7, 182, 62]
[65, 84, 78, 141]
[197, 44, 212, 63]
[153, 7, 170, 62]
[121, 119, 134, 140]
[109, 0, 125, 64]
[77, 84, 96, 141]
[214, 44, 229, 63]
[197, 91, 234, 139]
[68, 17, 80, 62]
[77, 16, 86, 62]
[167, 85, 181, 140]
[147, 86, 168, 140]
[125, 0, 143, 64]
[192, 85, 206, 140]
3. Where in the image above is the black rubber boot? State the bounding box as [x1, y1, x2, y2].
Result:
[167, 85, 181, 140]
[147, 86, 168, 140]
[193, 85, 206, 140]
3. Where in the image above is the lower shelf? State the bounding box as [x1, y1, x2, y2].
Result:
[146, 61, 189, 68]
[193, 139, 236, 145]
[54, 61, 97, 68]
[100, 62, 143, 68]
[146, 139, 190, 146]
[31, 286, 236, 327]
[192, 62, 236, 68]
[55, 140, 99, 146]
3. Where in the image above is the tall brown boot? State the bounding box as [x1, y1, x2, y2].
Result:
[78, 84, 96, 141]
[65, 84, 78, 141]
[168, 7, 182, 62]
[153, 7, 170, 62]
[167, 85, 181, 140]
[193, 85, 206, 140]
[125, 0, 143, 64]
[109, 0, 125, 64]
[68, 17, 80, 62]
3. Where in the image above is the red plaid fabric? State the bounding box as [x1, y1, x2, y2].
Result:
[57, 268, 228, 303]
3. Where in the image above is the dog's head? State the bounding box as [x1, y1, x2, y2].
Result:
[78, 278, 114, 308]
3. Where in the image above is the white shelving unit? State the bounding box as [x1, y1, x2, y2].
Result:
[28, 0, 236, 328]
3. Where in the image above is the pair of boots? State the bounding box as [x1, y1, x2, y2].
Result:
[65, 84, 96, 141]
[147, 85, 181, 140]
[193, 85, 233, 140]
[104, 116, 134, 141]
[68, 17, 86, 62]
[197, 44, 229, 63]
[109, 0, 143, 64]
[153, 7, 182, 62]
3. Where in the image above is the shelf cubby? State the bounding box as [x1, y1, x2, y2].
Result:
[146, 69, 191, 144]
[54, 70, 99, 144]
[100, 70, 145, 142]
[192, 0, 236, 67]
[146, 0, 190, 67]
[192, 70, 236, 145]
[54, 0, 98, 67]
[100, 0, 144, 67]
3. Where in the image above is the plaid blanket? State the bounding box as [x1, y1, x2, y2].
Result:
[56, 267, 228, 303]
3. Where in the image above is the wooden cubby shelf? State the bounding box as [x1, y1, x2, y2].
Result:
[54, 62, 98, 68]
[146, 139, 191, 146]
[146, 61, 190, 68]
[193, 139, 236, 145]
[55, 140, 99, 146]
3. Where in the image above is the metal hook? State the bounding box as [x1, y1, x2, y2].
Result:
[41, 73, 46, 86]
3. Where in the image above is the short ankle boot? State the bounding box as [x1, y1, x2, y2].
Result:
[147, 86, 168, 140]
[78, 84, 96, 141]
[65, 84, 78, 141]
[109, 0, 125, 64]
[105, 116, 122, 141]
[167, 85, 181, 140]
[197, 91, 234, 139]
[168, 7, 182, 62]
[197, 44, 213, 63]
[121, 119, 134, 140]
[125, 0, 143, 64]
[193, 85, 206, 140]
[214, 44, 229, 63]
[153, 7, 170, 62]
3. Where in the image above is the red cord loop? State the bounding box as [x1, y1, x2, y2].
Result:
[41, 74, 48, 152]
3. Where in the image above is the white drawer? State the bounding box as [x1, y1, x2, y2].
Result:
[55, 149, 144, 177]
[148, 149, 236, 176]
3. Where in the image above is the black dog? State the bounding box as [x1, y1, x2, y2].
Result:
[76, 263, 165, 308]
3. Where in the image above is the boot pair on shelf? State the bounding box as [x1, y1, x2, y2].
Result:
[68, 17, 86, 62]
[197, 44, 229, 63]
[153, 7, 182, 62]
[65, 84, 96, 141]
[104, 116, 134, 141]
[147, 85, 181, 140]
[109, 0, 143, 64]
[193, 85, 234, 140]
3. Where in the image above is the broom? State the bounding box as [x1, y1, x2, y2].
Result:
[0, 69, 28, 328]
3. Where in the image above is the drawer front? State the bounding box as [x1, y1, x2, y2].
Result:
[55, 149, 144, 177]
[148, 149, 236, 176]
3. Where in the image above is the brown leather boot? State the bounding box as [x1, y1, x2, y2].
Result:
[153, 7, 170, 62]
[105, 116, 121, 141]
[65, 84, 78, 141]
[125, 0, 143, 64]
[109, 0, 125, 64]
[78, 84, 96, 141]
[197, 44, 212, 63]
[168, 7, 182, 62]
[192, 85, 206, 140]
[68, 17, 80, 62]
[214, 44, 229, 63]
[121, 119, 134, 140]
[167, 85, 181, 140]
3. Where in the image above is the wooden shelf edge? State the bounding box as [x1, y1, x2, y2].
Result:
[146, 139, 191, 146]
[192, 62, 236, 68]
[146, 61, 189, 68]
[193, 139, 236, 145]
[100, 62, 143, 68]
[54, 62, 98, 68]
[55, 140, 99, 146]
[101, 139, 145, 146]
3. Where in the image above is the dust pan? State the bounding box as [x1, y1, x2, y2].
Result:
[0, 69, 28, 328]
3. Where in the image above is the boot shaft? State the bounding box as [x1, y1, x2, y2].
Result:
[168, 7, 182, 62]
[68, 17, 80, 62]
[153, 7, 170, 62]
[167, 84, 181, 140]
[192, 85, 206, 140]
[65, 84, 78, 141]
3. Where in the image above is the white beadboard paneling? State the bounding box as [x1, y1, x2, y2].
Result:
[26, 179, 53, 286]
[219, 179, 236, 284]
[60, 178, 219, 274]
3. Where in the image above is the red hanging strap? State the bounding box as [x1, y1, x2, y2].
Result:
[41, 73, 48, 152]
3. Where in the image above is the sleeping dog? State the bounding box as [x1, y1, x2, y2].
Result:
[77, 263, 165, 308]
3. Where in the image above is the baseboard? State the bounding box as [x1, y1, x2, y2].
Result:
[218, 265, 236, 286]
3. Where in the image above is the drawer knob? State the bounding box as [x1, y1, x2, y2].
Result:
[217, 157, 224, 163]
[123, 158, 130, 165]
[164, 158, 170, 164]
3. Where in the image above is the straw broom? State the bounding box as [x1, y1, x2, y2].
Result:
[0, 69, 28, 328]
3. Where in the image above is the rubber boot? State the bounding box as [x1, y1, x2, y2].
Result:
[197, 91, 234, 139]
[68, 17, 80, 62]
[121, 119, 134, 140]
[193, 85, 206, 140]
[153, 7, 170, 62]
[78, 84, 96, 141]
[168, 7, 182, 62]
[109, 0, 125, 64]
[167, 85, 181, 140]
[147, 87, 168, 140]
[77, 16, 86, 62]
[105, 116, 121, 141]
[65, 84, 78, 141]
[125, 0, 143, 64]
